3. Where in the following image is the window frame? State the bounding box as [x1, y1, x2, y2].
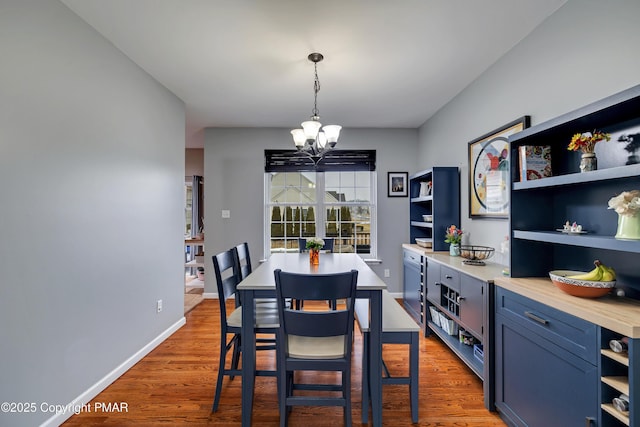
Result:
[264, 170, 377, 259]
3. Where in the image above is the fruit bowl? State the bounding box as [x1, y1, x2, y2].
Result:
[459, 245, 494, 265]
[548, 270, 616, 298]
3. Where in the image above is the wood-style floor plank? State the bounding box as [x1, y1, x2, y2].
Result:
[63, 300, 505, 426]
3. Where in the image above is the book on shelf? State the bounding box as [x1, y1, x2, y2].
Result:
[519, 145, 552, 181]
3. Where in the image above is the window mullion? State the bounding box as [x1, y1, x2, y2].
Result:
[316, 173, 326, 238]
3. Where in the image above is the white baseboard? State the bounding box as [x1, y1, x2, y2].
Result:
[40, 317, 186, 427]
[203, 292, 218, 299]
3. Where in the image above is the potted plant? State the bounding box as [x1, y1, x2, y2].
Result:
[444, 225, 463, 256]
[568, 130, 611, 172]
[306, 237, 325, 265]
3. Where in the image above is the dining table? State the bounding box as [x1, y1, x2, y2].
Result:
[237, 252, 387, 426]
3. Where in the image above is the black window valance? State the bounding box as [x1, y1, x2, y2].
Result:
[265, 149, 376, 172]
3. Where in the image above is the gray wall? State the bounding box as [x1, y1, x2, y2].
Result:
[0, 2, 186, 426]
[204, 128, 418, 295]
[418, 0, 640, 259]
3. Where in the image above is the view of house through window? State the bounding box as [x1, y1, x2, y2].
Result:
[266, 171, 376, 257]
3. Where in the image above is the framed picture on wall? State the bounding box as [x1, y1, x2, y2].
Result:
[468, 116, 530, 218]
[387, 172, 408, 197]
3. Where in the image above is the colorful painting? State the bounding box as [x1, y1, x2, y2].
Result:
[468, 117, 530, 218]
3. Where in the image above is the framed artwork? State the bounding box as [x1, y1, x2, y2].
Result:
[468, 116, 530, 218]
[387, 172, 408, 197]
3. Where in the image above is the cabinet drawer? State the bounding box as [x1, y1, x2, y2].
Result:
[440, 266, 460, 291]
[404, 250, 422, 266]
[496, 288, 597, 364]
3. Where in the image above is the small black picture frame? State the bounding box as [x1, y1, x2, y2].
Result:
[387, 172, 408, 197]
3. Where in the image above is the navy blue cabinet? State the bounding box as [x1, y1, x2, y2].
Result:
[402, 249, 423, 326]
[505, 84, 640, 426]
[495, 288, 598, 427]
[424, 256, 502, 410]
[409, 167, 459, 252]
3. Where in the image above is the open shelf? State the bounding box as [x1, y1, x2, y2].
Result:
[513, 164, 640, 190]
[410, 221, 433, 228]
[601, 348, 630, 366]
[428, 320, 483, 378]
[602, 376, 630, 395]
[602, 403, 630, 425]
[513, 230, 640, 253]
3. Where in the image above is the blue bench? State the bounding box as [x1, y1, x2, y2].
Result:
[355, 289, 420, 423]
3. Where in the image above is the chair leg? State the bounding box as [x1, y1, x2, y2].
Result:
[212, 333, 231, 412]
[278, 368, 288, 427]
[344, 370, 352, 427]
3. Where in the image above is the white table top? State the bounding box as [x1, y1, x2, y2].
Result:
[238, 253, 387, 291]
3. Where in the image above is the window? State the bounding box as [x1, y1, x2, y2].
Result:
[264, 149, 377, 258]
[266, 170, 376, 257]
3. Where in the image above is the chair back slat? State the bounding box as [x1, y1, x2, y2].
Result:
[283, 310, 351, 337]
[212, 249, 240, 315]
[233, 242, 252, 281]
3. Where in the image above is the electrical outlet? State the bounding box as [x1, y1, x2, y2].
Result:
[157, 299, 163, 313]
[221, 210, 230, 218]
[384, 268, 390, 278]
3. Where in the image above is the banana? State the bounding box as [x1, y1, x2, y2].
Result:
[567, 260, 617, 281]
[600, 264, 616, 281]
[568, 260, 603, 281]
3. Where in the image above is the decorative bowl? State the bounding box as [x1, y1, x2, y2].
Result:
[422, 214, 433, 222]
[548, 270, 616, 298]
[415, 238, 432, 248]
[459, 245, 494, 264]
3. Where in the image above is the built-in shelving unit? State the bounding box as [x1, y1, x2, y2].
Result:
[600, 328, 636, 426]
[505, 83, 640, 427]
[409, 167, 459, 252]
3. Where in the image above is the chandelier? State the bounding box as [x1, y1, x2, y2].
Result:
[290, 53, 341, 165]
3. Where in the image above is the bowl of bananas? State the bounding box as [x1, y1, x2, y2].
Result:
[549, 260, 616, 298]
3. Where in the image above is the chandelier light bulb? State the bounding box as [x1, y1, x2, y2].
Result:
[301, 120, 322, 142]
[291, 129, 306, 147]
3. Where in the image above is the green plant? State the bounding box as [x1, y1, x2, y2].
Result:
[444, 225, 463, 244]
[305, 237, 325, 250]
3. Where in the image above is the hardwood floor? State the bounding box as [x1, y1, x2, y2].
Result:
[63, 299, 505, 426]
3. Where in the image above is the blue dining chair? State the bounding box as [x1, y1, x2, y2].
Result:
[211, 249, 279, 413]
[273, 269, 358, 426]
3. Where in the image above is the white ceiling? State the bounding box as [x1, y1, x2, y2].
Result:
[61, 0, 567, 148]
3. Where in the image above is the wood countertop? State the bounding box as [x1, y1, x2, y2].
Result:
[494, 276, 640, 338]
[403, 243, 640, 337]
[402, 243, 506, 282]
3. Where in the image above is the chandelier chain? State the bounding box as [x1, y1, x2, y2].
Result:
[312, 61, 320, 118]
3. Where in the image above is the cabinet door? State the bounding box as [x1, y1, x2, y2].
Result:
[459, 275, 484, 339]
[425, 258, 441, 307]
[495, 292, 599, 427]
[403, 251, 422, 323]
